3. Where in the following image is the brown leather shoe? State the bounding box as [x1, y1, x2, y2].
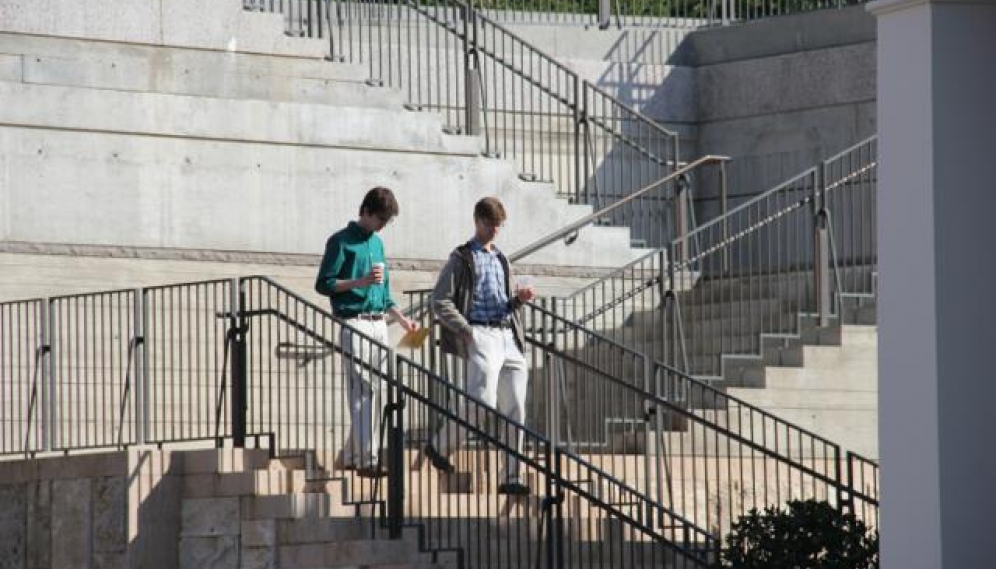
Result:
[355, 463, 388, 478]
[424, 444, 455, 473]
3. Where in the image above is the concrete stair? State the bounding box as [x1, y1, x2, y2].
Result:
[171, 446, 705, 569]
[0, 27, 650, 267]
[177, 448, 457, 569]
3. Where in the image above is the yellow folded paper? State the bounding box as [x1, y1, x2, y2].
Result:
[397, 327, 431, 349]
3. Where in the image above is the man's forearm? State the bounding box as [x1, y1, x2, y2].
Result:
[333, 278, 363, 293]
[387, 306, 406, 323]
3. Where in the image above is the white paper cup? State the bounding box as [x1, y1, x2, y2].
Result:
[372, 262, 386, 283]
[515, 275, 534, 291]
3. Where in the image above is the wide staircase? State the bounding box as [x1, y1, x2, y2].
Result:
[0, 0, 654, 267]
[0, 1, 880, 567]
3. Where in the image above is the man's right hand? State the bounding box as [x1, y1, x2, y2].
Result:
[357, 268, 381, 287]
[461, 329, 474, 346]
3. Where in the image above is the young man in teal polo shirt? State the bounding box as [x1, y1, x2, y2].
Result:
[315, 186, 417, 478]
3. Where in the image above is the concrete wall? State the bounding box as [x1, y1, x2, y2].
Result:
[676, 6, 877, 217]
[729, 326, 879, 458]
[0, 450, 184, 569]
[0, 29, 648, 268]
[0, 0, 326, 57]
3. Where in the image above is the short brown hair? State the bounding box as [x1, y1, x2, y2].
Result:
[359, 187, 399, 219]
[473, 197, 506, 226]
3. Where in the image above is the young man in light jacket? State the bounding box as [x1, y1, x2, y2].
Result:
[424, 197, 537, 495]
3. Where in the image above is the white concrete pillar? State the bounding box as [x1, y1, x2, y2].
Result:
[868, 0, 996, 567]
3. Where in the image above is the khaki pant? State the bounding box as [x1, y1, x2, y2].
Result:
[339, 318, 389, 468]
[433, 326, 529, 483]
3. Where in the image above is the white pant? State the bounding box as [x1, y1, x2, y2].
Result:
[433, 326, 529, 482]
[339, 319, 389, 468]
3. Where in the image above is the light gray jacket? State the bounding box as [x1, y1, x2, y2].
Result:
[430, 241, 526, 358]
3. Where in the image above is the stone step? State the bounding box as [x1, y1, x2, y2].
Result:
[624, 298, 787, 324]
[242, 493, 372, 520]
[181, 448, 273, 474]
[277, 539, 415, 568]
[15, 49, 403, 109]
[182, 469, 308, 498]
[0, 81, 481, 157]
[0, 0, 329, 59]
[0, 32, 368, 83]
[621, 313, 801, 343]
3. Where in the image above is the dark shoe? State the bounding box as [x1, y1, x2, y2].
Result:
[497, 481, 530, 496]
[424, 444, 455, 473]
[355, 463, 388, 478]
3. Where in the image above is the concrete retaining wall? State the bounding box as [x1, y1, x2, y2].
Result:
[0, 0, 326, 57]
[676, 6, 877, 216]
[0, 31, 646, 267]
[0, 450, 184, 569]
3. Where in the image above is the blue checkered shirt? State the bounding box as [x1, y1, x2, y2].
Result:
[468, 240, 510, 323]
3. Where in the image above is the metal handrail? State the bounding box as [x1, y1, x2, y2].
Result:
[523, 299, 848, 449]
[242, 276, 717, 564]
[509, 155, 729, 263]
[252, 0, 684, 247]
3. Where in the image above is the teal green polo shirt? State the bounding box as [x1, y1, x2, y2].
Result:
[315, 221, 397, 317]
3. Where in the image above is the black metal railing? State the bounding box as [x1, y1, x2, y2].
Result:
[402, 288, 878, 542]
[1, 298, 46, 456]
[252, 0, 870, 30]
[550, 137, 877, 380]
[823, 137, 877, 297]
[1, 276, 719, 567]
[471, 0, 870, 27]
[245, 0, 682, 247]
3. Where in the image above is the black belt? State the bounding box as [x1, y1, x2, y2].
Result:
[342, 312, 385, 321]
[469, 319, 513, 329]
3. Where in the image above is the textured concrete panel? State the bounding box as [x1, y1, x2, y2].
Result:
[179, 536, 239, 569]
[93, 553, 126, 569]
[93, 477, 126, 553]
[240, 520, 275, 548]
[676, 5, 876, 66]
[695, 102, 877, 204]
[127, 458, 182, 569]
[0, 53, 21, 82]
[0, 0, 161, 44]
[51, 478, 93, 569]
[0, 125, 641, 267]
[0, 484, 27, 569]
[696, 42, 877, 122]
[26, 480, 52, 569]
[240, 546, 275, 569]
[181, 498, 240, 537]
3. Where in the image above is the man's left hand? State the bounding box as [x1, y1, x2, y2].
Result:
[515, 287, 536, 303]
[399, 317, 419, 333]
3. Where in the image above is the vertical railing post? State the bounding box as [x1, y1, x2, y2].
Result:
[463, 4, 481, 136]
[46, 298, 57, 452]
[814, 170, 831, 327]
[675, 174, 689, 266]
[597, 0, 611, 29]
[387, 352, 405, 539]
[834, 445, 847, 516]
[230, 278, 248, 448]
[665, 243, 677, 370]
[39, 300, 52, 454]
[643, 353, 660, 518]
[573, 77, 582, 205]
[133, 289, 147, 446]
[720, 158, 730, 273]
[543, 443, 560, 569]
[546, 298, 560, 451]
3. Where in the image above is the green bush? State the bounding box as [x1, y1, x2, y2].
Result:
[717, 500, 879, 569]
